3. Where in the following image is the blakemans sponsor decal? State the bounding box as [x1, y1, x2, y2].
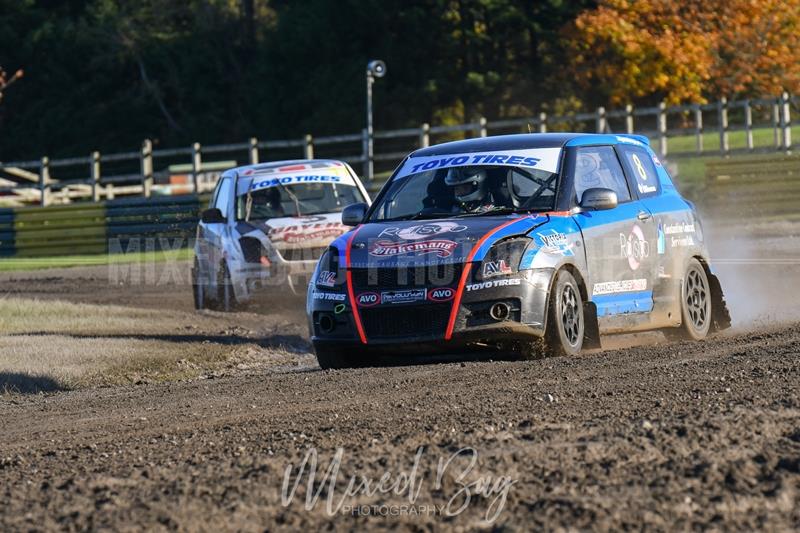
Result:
[378, 222, 467, 241]
[428, 287, 455, 302]
[396, 148, 562, 177]
[620, 225, 650, 271]
[356, 292, 380, 307]
[466, 278, 522, 292]
[317, 271, 336, 287]
[483, 260, 512, 278]
[312, 291, 347, 301]
[381, 289, 427, 305]
[368, 239, 458, 258]
[593, 279, 648, 296]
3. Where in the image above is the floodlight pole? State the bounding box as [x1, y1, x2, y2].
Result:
[365, 70, 375, 180]
[364, 60, 386, 181]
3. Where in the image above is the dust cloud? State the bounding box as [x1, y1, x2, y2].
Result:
[706, 218, 800, 329]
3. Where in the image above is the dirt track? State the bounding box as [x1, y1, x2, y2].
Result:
[1, 229, 800, 530]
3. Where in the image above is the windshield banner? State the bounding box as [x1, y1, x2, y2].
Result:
[396, 147, 562, 178]
[247, 170, 356, 194]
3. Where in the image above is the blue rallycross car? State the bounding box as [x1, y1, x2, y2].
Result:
[306, 133, 731, 369]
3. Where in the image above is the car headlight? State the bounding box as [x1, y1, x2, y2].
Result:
[315, 247, 345, 289]
[477, 237, 530, 280]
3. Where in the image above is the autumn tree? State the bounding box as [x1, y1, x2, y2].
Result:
[564, 0, 800, 105]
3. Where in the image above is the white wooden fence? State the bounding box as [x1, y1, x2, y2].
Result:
[0, 93, 795, 207]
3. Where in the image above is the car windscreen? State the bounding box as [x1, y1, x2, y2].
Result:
[237, 182, 365, 221]
[368, 165, 559, 222]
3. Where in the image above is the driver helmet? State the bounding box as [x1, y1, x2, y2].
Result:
[444, 167, 489, 205]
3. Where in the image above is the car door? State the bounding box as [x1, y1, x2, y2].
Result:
[617, 143, 690, 327]
[204, 176, 233, 282]
[570, 145, 658, 331]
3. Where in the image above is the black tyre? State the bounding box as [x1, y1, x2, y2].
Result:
[315, 345, 363, 370]
[217, 262, 237, 312]
[666, 258, 711, 341]
[543, 269, 584, 357]
[192, 258, 207, 310]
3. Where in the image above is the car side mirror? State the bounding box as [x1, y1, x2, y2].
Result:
[341, 202, 367, 226]
[200, 208, 226, 224]
[578, 188, 618, 211]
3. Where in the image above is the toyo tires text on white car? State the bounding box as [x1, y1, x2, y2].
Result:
[193, 159, 370, 311]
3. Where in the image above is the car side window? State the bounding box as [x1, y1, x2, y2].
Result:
[214, 178, 231, 217]
[209, 179, 223, 208]
[573, 146, 632, 204]
[618, 146, 660, 197]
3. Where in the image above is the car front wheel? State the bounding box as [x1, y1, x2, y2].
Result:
[315, 345, 365, 370]
[217, 262, 237, 312]
[192, 258, 207, 310]
[543, 269, 584, 357]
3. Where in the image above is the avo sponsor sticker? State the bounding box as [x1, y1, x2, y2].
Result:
[427, 287, 456, 302]
[356, 292, 380, 307]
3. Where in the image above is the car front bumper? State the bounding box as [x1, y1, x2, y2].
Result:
[231, 257, 319, 300]
[308, 268, 554, 355]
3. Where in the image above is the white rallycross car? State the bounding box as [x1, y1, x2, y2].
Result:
[192, 159, 370, 311]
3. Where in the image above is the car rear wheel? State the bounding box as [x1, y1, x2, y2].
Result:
[543, 269, 584, 357]
[666, 258, 711, 341]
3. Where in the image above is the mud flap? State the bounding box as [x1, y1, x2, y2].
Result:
[582, 301, 602, 349]
[708, 273, 732, 332]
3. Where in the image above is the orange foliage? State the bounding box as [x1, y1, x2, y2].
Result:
[565, 0, 800, 104]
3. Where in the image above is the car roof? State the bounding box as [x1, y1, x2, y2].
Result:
[410, 133, 649, 157]
[225, 159, 347, 177]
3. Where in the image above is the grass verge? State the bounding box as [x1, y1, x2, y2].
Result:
[0, 247, 192, 272]
[0, 297, 235, 394]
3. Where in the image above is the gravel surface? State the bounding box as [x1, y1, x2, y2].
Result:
[0, 224, 798, 531]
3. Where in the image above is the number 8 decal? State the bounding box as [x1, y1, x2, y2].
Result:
[632, 153, 648, 181]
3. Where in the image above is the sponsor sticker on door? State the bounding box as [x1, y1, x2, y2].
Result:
[592, 279, 648, 296]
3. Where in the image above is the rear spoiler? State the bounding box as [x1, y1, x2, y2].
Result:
[616, 134, 650, 146]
